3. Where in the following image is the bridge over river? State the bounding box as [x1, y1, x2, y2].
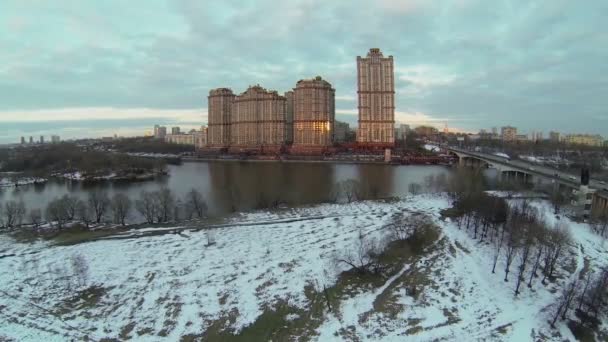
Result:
[446, 146, 608, 211]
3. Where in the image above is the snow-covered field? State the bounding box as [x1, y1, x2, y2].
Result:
[0, 195, 606, 341]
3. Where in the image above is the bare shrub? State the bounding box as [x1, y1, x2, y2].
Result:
[3, 200, 26, 228]
[389, 213, 434, 241]
[336, 230, 387, 276]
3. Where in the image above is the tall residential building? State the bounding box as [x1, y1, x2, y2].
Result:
[20, 136, 25, 144]
[549, 131, 561, 142]
[51, 135, 61, 143]
[154, 125, 167, 139]
[40, 136, 44, 144]
[230, 85, 286, 150]
[501, 126, 517, 141]
[29, 136, 33, 144]
[284, 91, 294, 144]
[356, 48, 395, 146]
[208, 88, 235, 147]
[293, 76, 335, 150]
[171, 127, 181, 135]
[564, 134, 604, 147]
[334, 121, 350, 142]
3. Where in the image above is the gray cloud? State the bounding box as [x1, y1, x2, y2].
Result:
[0, 0, 606, 136]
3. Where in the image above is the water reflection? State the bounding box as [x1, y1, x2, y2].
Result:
[0, 161, 452, 218]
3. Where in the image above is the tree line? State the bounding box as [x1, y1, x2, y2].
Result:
[0, 143, 167, 179]
[0, 187, 208, 231]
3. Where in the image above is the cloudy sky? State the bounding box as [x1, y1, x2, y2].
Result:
[1, 0, 607, 143]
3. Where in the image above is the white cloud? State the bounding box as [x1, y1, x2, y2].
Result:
[0, 107, 207, 123]
[335, 95, 356, 101]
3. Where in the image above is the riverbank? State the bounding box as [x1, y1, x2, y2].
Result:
[183, 155, 454, 166]
[1, 194, 603, 341]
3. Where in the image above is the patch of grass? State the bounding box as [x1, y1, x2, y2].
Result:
[55, 285, 108, 316]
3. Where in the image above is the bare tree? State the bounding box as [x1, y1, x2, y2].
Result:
[59, 194, 80, 220]
[153, 187, 175, 222]
[135, 190, 156, 224]
[550, 280, 579, 328]
[46, 198, 68, 229]
[184, 188, 207, 219]
[503, 223, 519, 282]
[3, 200, 26, 228]
[110, 193, 131, 226]
[542, 224, 572, 283]
[491, 222, 506, 274]
[29, 208, 42, 229]
[337, 179, 363, 203]
[88, 190, 110, 223]
[76, 199, 93, 229]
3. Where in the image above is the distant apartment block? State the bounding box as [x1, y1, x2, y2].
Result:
[356, 48, 395, 146]
[207, 88, 235, 148]
[414, 126, 438, 137]
[395, 124, 410, 140]
[501, 126, 517, 141]
[51, 135, 61, 143]
[40, 136, 44, 144]
[230, 85, 286, 151]
[20, 136, 25, 144]
[564, 134, 604, 147]
[292, 76, 335, 151]
[171, 127, 181, 135]
[154, 125, 167, 139]
[530, 131, 543, 142]
[334, 121, 350, 143]
[549, 131, 561, 142]
[165, 127, 207, 148]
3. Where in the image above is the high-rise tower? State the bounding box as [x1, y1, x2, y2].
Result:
[356, 48, 395, 146]
[292, 76, 335, 152]
[208, 88, 235, 148]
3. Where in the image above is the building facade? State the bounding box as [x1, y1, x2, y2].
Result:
[207, 88, 235, 148]
[564, 134, 604, 147]
[230, 85, 286, 151]
[154, 125, 167, 139]
[501, 126, 517, 141]
[165, 128, 207, 148]
[171, 127, 181, 135]
[356, 48, 395, 146]
[334, 121, 350, 142]
[292, 76, 335, 150]
[285, 91, 294, 144]
[549, 131, 561, 142]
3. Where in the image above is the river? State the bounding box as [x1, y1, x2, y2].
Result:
[0, 161, 455, 219]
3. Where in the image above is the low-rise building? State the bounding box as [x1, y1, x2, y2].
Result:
[501, 126, 517, 141]
[549, 131, 561, 142]
[564, 134, 604, 147]
[165, 127, 208, 148]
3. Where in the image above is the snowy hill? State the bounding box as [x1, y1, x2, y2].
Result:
[0, 195, 606, 341]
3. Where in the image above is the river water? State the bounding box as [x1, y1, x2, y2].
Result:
[0, 161, 454, 219]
